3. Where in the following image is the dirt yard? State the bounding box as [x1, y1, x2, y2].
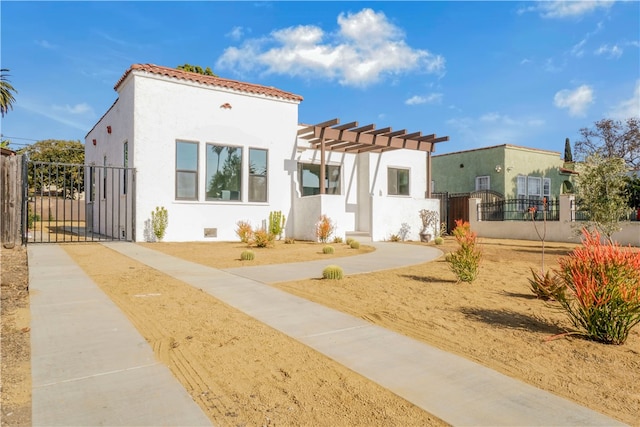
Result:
[2, 237, 639, 426]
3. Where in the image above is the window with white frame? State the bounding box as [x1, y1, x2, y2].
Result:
[298, 163, 341, 196]
[388, 167, 410, 195]
[175, 140, 199, 200]
[475, 175, 490, 191]
[248, 148, 268, 202]
[517, 175, 551, 211]
[206, 143, 242, 201]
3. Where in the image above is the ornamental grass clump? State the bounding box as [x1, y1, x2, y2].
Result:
[446, 219, 481, 283]
[322, 265, 343, 280]
[240, 250, 255, 261]
[555, 229, 640, 345]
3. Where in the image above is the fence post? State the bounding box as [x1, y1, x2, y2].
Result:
[1, 154, 23, 248]
[559, 194, 574, 223]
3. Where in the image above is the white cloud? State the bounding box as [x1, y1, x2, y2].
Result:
[35, 40, 56, 49]
[608, 80, 640, 119]
[553, 85, 594, 116]
[52, 103, 94, 116]
[595, 44, 623, 58]
[405, 93, 442, 105]
[446, 113, 545, 146]
[571, 39, 587, 57]
[524, 1, 615, 19]
[216, 8, 445, 87]
[227, 26, 246, 40]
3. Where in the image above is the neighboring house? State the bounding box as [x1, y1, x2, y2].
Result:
[85, 64, 448, 242]
[432, 144, 578, 201]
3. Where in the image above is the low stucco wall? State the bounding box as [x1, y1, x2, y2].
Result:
[469, 197, 640, 246]
[292, 194, 353, 242]
[371, 196, 440, 242]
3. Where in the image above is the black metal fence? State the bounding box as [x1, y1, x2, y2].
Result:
[24, 161, 135, 243]
[478, 198, 560, 221]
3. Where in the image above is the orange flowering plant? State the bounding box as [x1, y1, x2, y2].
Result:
[446, 219, 481, 283]
[555, 229, 640, 345]
[315, 215, 335, 243]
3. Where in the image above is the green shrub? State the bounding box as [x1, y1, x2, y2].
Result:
[252, 229, 274, 248]
[28, 212, 41, 229]
[528, 268, 565, 301]
[284, 237, 295, 244]
[446, 220, 481, 283]
[332, 236, 343, 244]
[346, 238, 354, 245]
[322, 245, 335, 254]
[151, 206, 168, 241]
[235, 220, 253, 244]
[389, 234, 401, 242]
[555, 229, 640, 345]
[434, 237, 444, 245]
[349, 240, 360, 249]
[268, 211, 286, 240]
[240, 250, 255, 261]
[322, 265, 343, 280]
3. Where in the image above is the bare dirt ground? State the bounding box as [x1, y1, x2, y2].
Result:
[0, 246, 31, 427]
[2, 237, 639, 426]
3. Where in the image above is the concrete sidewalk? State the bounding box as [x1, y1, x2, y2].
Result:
[28, 244, 211, 426]
[28, 241, 628, 426]
[101, 241, 627, 427]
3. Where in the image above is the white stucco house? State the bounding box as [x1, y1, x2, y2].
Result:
[85, 64, 448, 242]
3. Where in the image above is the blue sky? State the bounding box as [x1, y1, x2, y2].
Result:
[1, 1, 638, 156]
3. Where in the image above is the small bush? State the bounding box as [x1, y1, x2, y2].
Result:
[236, 220, 253, 244]
[252, 229, 275, 248]
[434, 237, 444, 245]
[349, 240, 360, 249]
[315, 215, 336, 243]
[528, 268, 565, 301]
[322, 245, 335, 254]
[555, 229, 640, 345]
[332, 236, 343, 244]
[284, 237, 296, 244]
[446, 220, 481, 283]
[346, 238, 354, 245]
[151, 206, 168, 241]
[268, 211, 286, 240]
[322, 265, 343, 280]
[240, 250, 255, 261]
[389, 234, 401, 242]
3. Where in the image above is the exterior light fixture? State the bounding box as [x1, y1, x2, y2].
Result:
[495, 165, 502, 173]
[107, 126, 112, 134]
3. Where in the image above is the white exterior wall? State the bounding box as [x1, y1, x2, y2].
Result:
[133, 75, 299, 242]
[88, 71, 300, 242]
[291, 143, 437, 241]
[85, 82, 135, 240]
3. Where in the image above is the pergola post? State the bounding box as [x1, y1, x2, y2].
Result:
[319, 128, 326, 195]
[427, 151, 432, 198]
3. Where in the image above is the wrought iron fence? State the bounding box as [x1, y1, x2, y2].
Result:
[478, 198, 560, 221]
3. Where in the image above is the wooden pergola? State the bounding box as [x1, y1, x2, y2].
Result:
[297, 118, 449, 198]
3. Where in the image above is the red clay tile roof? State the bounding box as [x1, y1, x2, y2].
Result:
[114, 63, 304, 102]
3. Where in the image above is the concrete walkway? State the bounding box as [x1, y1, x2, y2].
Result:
[29, 241, 627, 426]
[28, 245, 211, 426]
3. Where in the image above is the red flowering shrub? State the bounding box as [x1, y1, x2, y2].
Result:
[556, 229, 640, 344]
[446, 220, 481, 283]
[315, 215, 335, 243]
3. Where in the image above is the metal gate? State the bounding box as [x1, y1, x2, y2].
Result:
[23, 161, 135, 243]
[433, 190, 503, 233]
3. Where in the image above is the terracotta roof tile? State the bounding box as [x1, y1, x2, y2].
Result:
[114, 63, 304, 102]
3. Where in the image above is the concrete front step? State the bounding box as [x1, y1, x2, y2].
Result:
[345, 231, 372, 243]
